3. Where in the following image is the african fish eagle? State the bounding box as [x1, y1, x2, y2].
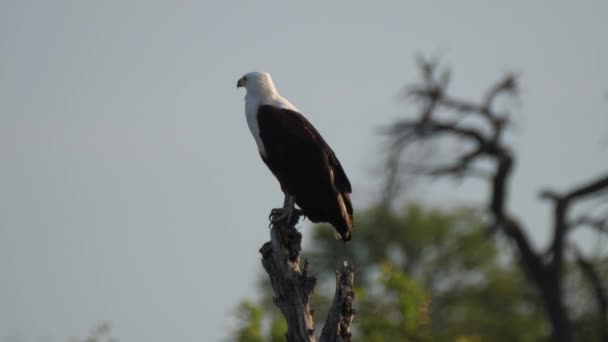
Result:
[237, 72, 353, 241]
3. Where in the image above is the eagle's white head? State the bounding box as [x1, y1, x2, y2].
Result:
[236, 72, 278, 98]
[236, 71, 297, 111]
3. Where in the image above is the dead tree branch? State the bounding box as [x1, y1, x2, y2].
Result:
[320, 262, 356, 342]
[540, 173, 608, 274]
[571, 216, 608, 234]
[382, 57, 607, 342]
[259, 214, 355, 342]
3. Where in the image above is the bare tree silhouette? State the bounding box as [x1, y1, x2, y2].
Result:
[382, 57, 608, 342]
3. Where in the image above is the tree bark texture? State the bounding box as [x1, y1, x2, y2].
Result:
[259, 214, 355, 342]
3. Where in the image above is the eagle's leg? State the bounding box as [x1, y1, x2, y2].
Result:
[269, 194, 303, 225]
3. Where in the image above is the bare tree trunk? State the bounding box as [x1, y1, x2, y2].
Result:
[259, 214, 355, 342]
[542, 274, 573, 342]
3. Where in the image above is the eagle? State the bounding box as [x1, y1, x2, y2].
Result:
[237, 72, 353, 241]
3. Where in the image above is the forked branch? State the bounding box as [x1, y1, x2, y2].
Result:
[259, 214, 355, 342]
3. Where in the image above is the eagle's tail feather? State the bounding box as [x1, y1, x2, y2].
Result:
[334, 193, 353, 242]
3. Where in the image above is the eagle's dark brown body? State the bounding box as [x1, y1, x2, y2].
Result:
[257, 105, 353, 241]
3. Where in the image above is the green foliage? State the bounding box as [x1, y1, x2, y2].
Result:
[568, 257, 608, 342]
[234, 300, 265, 342]
[356, 263, 430, 341]
[232, 300, 288, 342]
[269, 315, 287, 342]
[308, 204, 548, 341]
[232, 203, 605, 341]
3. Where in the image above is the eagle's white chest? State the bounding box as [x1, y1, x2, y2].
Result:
[244, 93, 297, 158]
[245, 97, 267, 157]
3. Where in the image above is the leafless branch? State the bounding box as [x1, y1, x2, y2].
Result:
[570, 216, 608, 234]
[381, 57, 608, 342]
[539, 173, 608, 271]
[320, 262, 356, 342]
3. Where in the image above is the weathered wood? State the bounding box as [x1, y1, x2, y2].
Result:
[259, 214, 355, 342]
[320, 262, 356, 342]
[260, 218, 316, 342]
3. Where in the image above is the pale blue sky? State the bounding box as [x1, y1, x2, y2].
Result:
[1, 1, 606, 341]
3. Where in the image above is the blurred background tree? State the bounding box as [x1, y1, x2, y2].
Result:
[380, 57, 607, 342]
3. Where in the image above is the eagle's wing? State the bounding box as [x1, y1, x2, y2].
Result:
[257, 105, 351, 194]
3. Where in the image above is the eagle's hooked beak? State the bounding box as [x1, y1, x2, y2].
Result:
[237, 77, 245, 88]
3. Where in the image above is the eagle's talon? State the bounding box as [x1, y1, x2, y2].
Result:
[268, 207, 305, 227]
[269, 208, 289, 223]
